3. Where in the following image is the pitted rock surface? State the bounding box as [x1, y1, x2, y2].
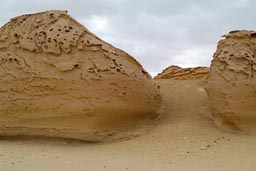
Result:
[205, 30, 256, 133]
[0, 10, 161, 141]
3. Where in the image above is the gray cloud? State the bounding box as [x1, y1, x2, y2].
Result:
[0, 0, 255, 75]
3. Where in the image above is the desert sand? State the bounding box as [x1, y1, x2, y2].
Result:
[1, 78, 256, 171]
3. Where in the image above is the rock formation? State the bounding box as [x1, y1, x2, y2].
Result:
[0, 10, 161, 141]
[205, 30, 256, 133]
[154, 65, 209, 80]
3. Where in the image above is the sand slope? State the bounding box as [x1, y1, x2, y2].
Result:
[1, 79, 256, 171]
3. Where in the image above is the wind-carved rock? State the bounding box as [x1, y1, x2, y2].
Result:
[0, 10, 161, 141]
[155, 65, 209, 80]
[205, 30, 256, 133]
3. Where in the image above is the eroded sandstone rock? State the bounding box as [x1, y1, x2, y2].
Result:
[155, 65, 209, 80]
[205, 30, 256, 133]
[0, 10, 161, 141]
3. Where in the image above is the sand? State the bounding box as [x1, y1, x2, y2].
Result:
[1, 79, 256, 171]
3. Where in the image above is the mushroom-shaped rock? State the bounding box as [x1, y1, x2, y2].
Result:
[205, 30, 256, 133]
[0, 10, 161, 141]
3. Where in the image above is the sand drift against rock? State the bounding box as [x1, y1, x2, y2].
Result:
[0, 10, 161, 141]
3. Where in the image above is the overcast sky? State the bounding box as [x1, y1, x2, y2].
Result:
[0, 0, 255, 75]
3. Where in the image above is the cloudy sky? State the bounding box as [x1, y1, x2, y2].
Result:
[0, 0, 255, 76]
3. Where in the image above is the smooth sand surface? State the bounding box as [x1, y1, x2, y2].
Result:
[1, 79, 256, 171]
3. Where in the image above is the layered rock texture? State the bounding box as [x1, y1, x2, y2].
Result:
[0, 10, 161, 141]
[155, 65, 209, 80]
[205, 30, 256, 133]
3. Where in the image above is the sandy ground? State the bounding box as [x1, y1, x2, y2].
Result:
[1, 79, 256, 171]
